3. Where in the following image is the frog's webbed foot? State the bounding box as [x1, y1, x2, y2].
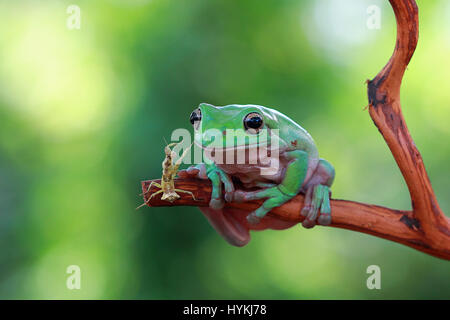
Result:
[178, 164, 235, 209]
[234, 187, 292, 225]
[177, 164, 208, 180]
[301, 184, 331, 228]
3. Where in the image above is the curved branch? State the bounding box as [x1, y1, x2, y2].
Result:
[367, 0, 450, 253]
[140, 0, 450, 260]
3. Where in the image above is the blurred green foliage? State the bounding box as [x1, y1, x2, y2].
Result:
[0, 0, 448, 299]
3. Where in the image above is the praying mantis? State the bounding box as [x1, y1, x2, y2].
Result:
[137, 141, 197, 209]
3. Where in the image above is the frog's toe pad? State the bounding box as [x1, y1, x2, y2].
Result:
[224, 192, 234, 203]
[302, 219, 316, 229]
[246, 213, 261, 225]
[210, 198, 224, 210]
[318, 213, 332, 226]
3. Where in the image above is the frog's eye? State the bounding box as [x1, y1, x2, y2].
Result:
[244, 112, 264, 134]
[190, 108, 202, 130]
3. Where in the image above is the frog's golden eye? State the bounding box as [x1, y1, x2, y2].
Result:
[190, 108, 202, 130]
[244, 112, 264, 134]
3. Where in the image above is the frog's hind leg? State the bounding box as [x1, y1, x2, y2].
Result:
[301, 159, 335, 228]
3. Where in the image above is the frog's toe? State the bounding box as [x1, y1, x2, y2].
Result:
[302, 207, 318, 229]
[318, 213, 331, 226]
[246, 212, 261, 225]
[302, 219, 316, 229]
[301, 184, 332, 229]
[300, 205, 311, 217]
[224, 191, 234, 203]
[317, 186, 332, 225]
[178, 164, 206, 179]
[300, 184, 313, 218]
[184, 167, 200, 176]
[233, 190, 261, 203]
[233, 190, 246, 202]
[210, 198, 224, 210]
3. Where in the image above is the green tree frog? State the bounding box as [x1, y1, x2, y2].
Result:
[178, 103, 335, 247]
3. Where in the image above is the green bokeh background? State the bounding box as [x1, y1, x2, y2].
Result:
[0, 0, 448, 299]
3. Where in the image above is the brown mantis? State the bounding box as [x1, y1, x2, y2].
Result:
[137, 141, 197, 209]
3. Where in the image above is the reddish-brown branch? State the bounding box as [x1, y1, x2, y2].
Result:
[141, 179, 449, 260]
[140, 0, 450, 260]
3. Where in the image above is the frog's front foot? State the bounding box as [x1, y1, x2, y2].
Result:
[301, 184, 331, 228]
[178, 164, 235, 209]
[234, 187, 292, 225]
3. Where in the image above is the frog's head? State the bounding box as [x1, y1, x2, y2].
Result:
[190, 103, 284, 152]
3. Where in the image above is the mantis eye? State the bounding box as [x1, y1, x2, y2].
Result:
[244, 112, 263, 134]
[190, 108, 202, 130]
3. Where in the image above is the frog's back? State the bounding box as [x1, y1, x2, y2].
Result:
[253, 105, 317, 153]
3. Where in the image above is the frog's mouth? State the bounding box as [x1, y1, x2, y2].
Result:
[199, 206, 297, 247]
